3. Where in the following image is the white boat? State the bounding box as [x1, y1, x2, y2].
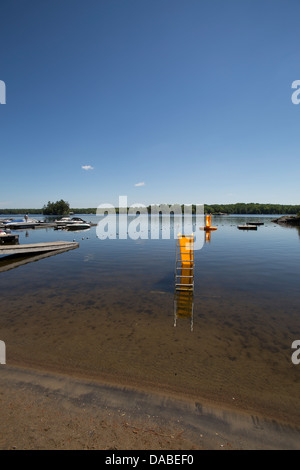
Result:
[65, 224, 90, 231]
[4, 217, 40, 229]
[65, 217, 91, 230]
[54, 217, 72, 226]
[55, 217, 91, 230]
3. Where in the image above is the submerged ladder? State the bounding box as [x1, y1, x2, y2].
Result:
[174, 234, 194, 331]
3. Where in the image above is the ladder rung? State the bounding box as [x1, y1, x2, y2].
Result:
[175, 275, 193, 278]
[176, 283, 194, 287]
[176, 266, 194, 270]
[175, 295, 194, 299]
[175, 302, 193, 307]
[175, 293, 194, 298]
[176, 287, 193, 292]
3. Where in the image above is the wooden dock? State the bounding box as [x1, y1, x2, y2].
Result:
[237, 225, 258, 230]
[0, 241, 79, 256]
[0, 246, 78, 272]
[0, 233, 19, 245]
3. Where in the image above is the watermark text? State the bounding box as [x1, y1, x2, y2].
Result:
[0, 80, 6, 104]
[291, 80, 300, 104]
[291, 340, 300, 365]
[0, 340, 6, 364]
[96, 196, 204, 250]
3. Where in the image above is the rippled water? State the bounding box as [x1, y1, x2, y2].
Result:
[1, 214, 300, 424]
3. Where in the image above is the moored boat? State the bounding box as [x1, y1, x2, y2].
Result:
[64, 221, 91, 230]
[3, 217, 40, 229]
[55, 217, 91, 230]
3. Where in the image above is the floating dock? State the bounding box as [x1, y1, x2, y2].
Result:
[0, 233, 19, 245]
[237, 225, 258, 230]
[0, 241, 79, 256]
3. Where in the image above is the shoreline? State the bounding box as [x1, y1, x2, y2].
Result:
[1, 364, 300, 450]
[8, 356, 299, 429]
[272, 215, 300, 226]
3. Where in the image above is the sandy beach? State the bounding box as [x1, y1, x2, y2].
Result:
[1, 364, 300, 450]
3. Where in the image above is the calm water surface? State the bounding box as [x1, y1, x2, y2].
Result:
[1, 214, 300, 424]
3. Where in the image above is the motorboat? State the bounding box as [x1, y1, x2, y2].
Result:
[54, 217, 73, 227]
[65, 224, 91, 231]
[3, 217, 40, 229]
[0, 218, 13, 224]
[55, 217, 91, 230]
[64, 220, 91, 231]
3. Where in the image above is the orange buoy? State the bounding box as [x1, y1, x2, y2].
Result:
[201, 214, 217, 231]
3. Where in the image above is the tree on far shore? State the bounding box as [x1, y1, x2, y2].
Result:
[42, 199, 70, 215]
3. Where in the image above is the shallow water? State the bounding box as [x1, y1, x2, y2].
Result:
[1, 214, 300, 424]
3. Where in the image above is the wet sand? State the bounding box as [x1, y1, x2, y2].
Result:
[1, 365, 300, 450]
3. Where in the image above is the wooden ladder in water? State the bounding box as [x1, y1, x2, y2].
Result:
[174, 234, 194, 330]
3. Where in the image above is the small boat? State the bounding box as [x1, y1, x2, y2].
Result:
[247, 222, 264, 226]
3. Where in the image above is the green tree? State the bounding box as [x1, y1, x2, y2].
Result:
[42, 199, 70, 215]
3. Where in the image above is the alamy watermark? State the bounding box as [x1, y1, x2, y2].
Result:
[0, 340, 6, 364]
[0, 80, 6, 104]
[291, 80, 300, 104]
[291, 340, 300, 365]
[96, 196, 204, 250]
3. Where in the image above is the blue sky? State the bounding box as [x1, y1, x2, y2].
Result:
[1, 0, 300, 208]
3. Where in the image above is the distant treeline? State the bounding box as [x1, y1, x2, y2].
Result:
[203, 203, 300, 215]
[0, 203, 299, 215]
[0, 208, 43, 214]
[73, 204, 300, 215]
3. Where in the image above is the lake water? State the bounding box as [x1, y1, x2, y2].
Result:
[1, 214, 300, 425]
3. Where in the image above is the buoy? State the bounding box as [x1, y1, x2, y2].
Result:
[200, 214, 217, 231]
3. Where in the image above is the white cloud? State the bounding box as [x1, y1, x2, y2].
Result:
[82, 165, 94, 171]
[134, 182, 145, 187]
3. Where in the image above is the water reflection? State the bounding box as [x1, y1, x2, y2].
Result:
[200, 214, 218, 244]
[274, 222, 300, 241]
[205, 231, 211, 244]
